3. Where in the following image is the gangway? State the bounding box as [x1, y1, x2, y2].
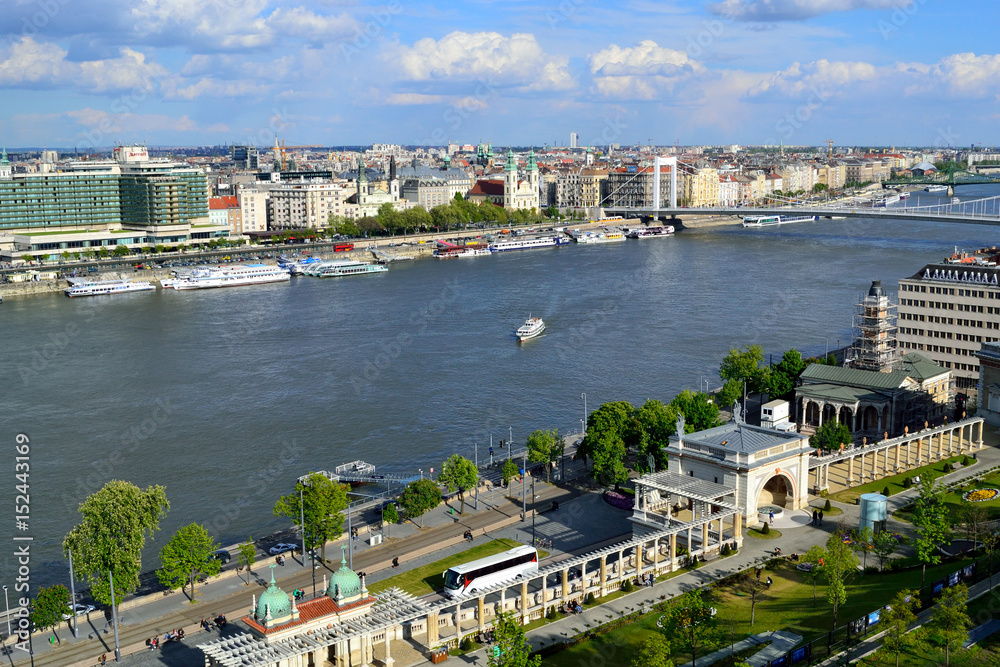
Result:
[369, 247, 413, 263]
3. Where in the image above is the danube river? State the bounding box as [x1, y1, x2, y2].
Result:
[2, 195, 998, 588]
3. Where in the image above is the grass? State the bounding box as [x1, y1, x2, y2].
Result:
[747, 527, 782, 539]
[830, 455, 971, 505]
[23, 229, 92, 236]
[896, 468, 1000, 524]
[808, 503, 843, 517]
[368, 539, 543, 597]
[543, 558, 977, 667]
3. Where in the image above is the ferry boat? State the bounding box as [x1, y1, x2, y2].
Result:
[434, 242, 491, 259]
[488, 236, 569, 252]
[302, 260, 388, 277]
[741, 214, 818, 228]
[516, 316, 545, 342]
[278, 256, 322, 275]
[925, 185, 949, 194]
[899, 191, 911, 200]
[570, 228, 626, 244]
[874, 193, 900, 207]
[167, 264, 290, 290]
[951, 196, 961, 204]
[627, 226, 675, 239]
[65, 279, 155, 297]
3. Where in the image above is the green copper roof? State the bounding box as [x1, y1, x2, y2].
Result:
[327, 547, 361, 600]
[527, 149, 538, 172]
[358, 157, 367, 182]
[1, 148, 7, 165]
[504, 148, 517, 172]
[256, 567, 291, 620]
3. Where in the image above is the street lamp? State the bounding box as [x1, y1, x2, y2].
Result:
[2, 585, 9, 641]
[580, 418, 585, 436]
[581, 393, 587, 427]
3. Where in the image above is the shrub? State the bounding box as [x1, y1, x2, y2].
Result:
[824, 499, 832, 512]
[460, 637, 475, 651]
[882, 486, 890, 497]
[546, 606, 556, 619]
[903, 477, 912, 489]
[603, 491, 634, 511]
[943, 462, 954, 473]
[622, 579, 634, 593]
[721, 543, 731, 557]
[585, 592, 595, 605]
[761, 522, 770, 535]
[963, 456, 972, 467]
[820, 489, 829, 498]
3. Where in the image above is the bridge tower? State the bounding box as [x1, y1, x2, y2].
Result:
[652, 156, 677, 214]
[845, 280, 901, 373]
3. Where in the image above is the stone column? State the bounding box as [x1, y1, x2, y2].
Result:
[860, 452, 865, 481]
[541, 574, 548, 612]
[599, 556, 607, 596]
[520, 581, 528, 624]
[384, 632, 395, 667]
[686, 526, 693, 553]
[454, 600, 462, 645]
[426, 611, 439, 647]
[702, 521, 709, 553]
[478, 596, 486, 634]
[669, 533, 677, 571]
[848, 455, 854, 483]
[637, 540, 646, 578]
[561, 569, 569, 601]
[895, 443, 901, 472]
[617, 549, 625, 588]
[653, 537, 661, 572]
[361, 633, 371, 667]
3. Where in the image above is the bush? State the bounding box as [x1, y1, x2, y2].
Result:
[721, 543, 731, 557]
[761, 522, 770, 535]
[546, 606, 556, 619]
[963, 456, 972, 467]
[622, 579, 634, 593]
[584, 592, 595, 605]
[460, 637, 475, 651]
[882, 486, 890, 497]
[824, 499, 832, 512]
[820, 489, 829, 498]
[903, 477, 912, 489]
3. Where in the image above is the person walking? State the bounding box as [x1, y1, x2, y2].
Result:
[392, 556, 399, 568]
[769, 510, 774, 524]
[812, 509, 818, 526]
[818, 510, 824, 525]
[100, 654, 107, 666]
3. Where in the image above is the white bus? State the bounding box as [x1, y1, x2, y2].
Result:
[442, 546, 539, 598]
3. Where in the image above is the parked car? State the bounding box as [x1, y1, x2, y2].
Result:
[269, 543, 297, 555]
[62, 603, 96, 620]
[211, 549, 232, 565]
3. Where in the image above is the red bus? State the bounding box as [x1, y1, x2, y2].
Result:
[334, 243, 355, 252]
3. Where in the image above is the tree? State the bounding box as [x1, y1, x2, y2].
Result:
[112, 244, 130, 257]
[631, 634, 674, 667]
[802, 545, 826, 605]
[719, 345, 766, 394]
[912, 477, 950, 588]
[634, 400, 677, 471]
[717, 380, 743, 413]
[97, 247, 110, 258]
[63, 481, 169, 608]
[659, 589, 720, 667]
[930, 583, 971, 667]
[670, 390, 723, 432]
[958, 504, 989, 548]
[577, 401, 636, 488]
[744, 568, 769, 628]
[851, 526, 874, 573]
[439, 454, 479, 514]
[820, 530, 860, 630]
[157, 523, 221, 601]
[526, 429, 563, 482]
[882, 589, 917, 667]
[273, 472, 349, 564]
[872, 530, 898, 579]
[238, 538, 256, 585]
[382, 503, 399, 537]
[399, 478, 441, 528]
[30, 585, 71, 641]
[810, 421, 852, 453]
[768, 349, 807, 400]
[501, 459, 519, 487]
[61, 250, 71, 261]
[377, 202, 401, 234]
[589, 430, 629, 489]
[812, 183, 829, 193]
[487, 611, 541, 667]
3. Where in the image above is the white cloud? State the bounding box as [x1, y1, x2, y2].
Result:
[394, 31, 574, 92]
[386, 93, 443, 105]
[588, 41, 703, 99]
[163, 77, 271, 100]
[708, 0, 913, 21]
[932, 53, 1000, 95]
[0, 38, 168, 92]
[747, 59, 878, 97]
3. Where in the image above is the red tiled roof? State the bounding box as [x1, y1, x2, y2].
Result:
[242, 595, 374, 636]
[469, 180, 505, 196]
[209, 196, 238, 210]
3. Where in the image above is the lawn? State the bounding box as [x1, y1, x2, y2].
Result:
[747, 527, 782, 539]
[831, 455, 972, 505]
[542, 558, 975, 667]
[896, 468, 1000, 524]
[368, 539, 541, 597]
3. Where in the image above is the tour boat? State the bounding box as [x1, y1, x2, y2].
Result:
[301, 260, 388, 277]
[489, 236, 570, 252]
[166, 264, 290, 290]
[65, 279, 155, 297]
[742, 215, 818, 228]
[627, 226, 675, 239]
[925, 185, 948, 194]
[516, 316, 545, 342]
[570, 228, 626, 243]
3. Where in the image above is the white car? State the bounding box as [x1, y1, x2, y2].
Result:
[269, 543, 298, 555]
[62, 603, 96, 620]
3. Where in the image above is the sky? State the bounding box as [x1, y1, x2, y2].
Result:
[0, 0, 997, 149]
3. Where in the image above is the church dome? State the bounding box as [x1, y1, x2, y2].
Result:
[256, 571, 291, 620]
[326, 551, 361, 600]
[868, 280, 884, 297]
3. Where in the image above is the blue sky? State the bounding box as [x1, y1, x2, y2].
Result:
[0, 0, 996, 149]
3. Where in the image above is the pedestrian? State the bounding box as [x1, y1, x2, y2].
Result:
[101, 654, 107, 666]
[392, 556, 399, 568]
[279, 555, 285, 566]
[146, 638, 153, 651]
[201, 618, 211, 633]
[812, 509, 818, 526]
[769, 510, 774, 524]
[819, 510, 824, 525]
[489, 446, 493, 457]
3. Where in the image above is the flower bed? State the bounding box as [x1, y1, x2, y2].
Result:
[603, 490, 634, 510]
[962, 488, 1000, 502]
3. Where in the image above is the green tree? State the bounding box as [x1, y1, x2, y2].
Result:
[377, 202, 401, 234]
[61, 250, 71, 261]
[63, 481, 169, 609]
[634, 400, 678, 471]
[719, 345, 767, 394]
[501, 459, 519, 487]
[399, 478, 441, 528]
[912, 477, 950, 588]
[577, 401, 638, 463]
[670, 390, 723, 432]
[112, 244, 130, 257]
[882, 589, 917, 667]
[238, 538, 256, 584]
[716, 380, 743, 413]
[820, 530, 860, 630]
[802, 544, 827, 605]
[872, 530, 898, 579]
[97, 247, 110, 258]
[631, 634, 674, 667]
[930, 583, 971, 667]
[526, 429, 563, 482]
[851, 526, 874, 573]
[487, 611, 541, 667]
[438, 454, 479, 515]
[382, 503, 399, 538]
[157, 523, 221, 601]
[810, 421, 852, 453]
[768, 349, 807, 400]
[30, 585, 71, 641]
[660, 589, 720, 667]
[744, 568, 770, 627]
[273, 472, 349, 564]
[589, 430, 629, 489]
[812, 183, 829, 193]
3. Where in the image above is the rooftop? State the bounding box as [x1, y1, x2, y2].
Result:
[673, 421, 807, 455]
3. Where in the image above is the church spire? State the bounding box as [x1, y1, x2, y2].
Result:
[1, 147, 7, 165]
[504, 148, 517, 172]
[527, 148, 538, 172]
[358, 157, 367, 183]
[389, 155, 397, 181]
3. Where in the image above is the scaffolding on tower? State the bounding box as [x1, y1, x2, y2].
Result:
[845, 280, 902, 373]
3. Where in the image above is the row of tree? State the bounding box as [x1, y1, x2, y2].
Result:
[717, 344, 835, 408]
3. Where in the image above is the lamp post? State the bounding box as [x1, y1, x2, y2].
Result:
[474, 441, 479, 511]
[346, 500, 354, 571]
[581, 393, 587, 428]
[109, 571, 121, 662]
[2, 585, 9, 641]
[508, 427, 513, 459]
[68, 549, 78, 638]
[580, 418, 585, 436]
[521, 452, 527, 523]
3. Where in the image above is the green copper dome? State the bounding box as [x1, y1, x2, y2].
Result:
[326, 549, 361, 600]
[504, 149, 517, 172]
[256, 569, 291, 620]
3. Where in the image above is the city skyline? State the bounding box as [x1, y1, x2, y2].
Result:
[0, 1, 997, 148]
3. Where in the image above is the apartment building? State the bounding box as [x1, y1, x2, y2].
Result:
[238, 187, 268, 233]
[897, 262, 1000, 393]
[269, 181, 353, 230]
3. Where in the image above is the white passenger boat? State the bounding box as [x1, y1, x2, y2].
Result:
[925, 185, 948, 194]
[627, 226, 675, 239]
[302, 260, 388, 277]
[741, 215, 818, 228]
[516, 316, 545, 342]
[167, 264, 290, 290]
[570, 228, 626, 243]
[488, 236, 569, 252]
[65, 279, 155, 297]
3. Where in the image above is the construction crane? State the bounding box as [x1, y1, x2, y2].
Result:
[272, 137, 322, 171]
[825, 139, 834, 158]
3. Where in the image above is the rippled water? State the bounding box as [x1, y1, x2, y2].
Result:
[2, 189, 997, 588]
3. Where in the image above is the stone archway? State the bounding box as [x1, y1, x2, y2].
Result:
[838, 407, 854, 431]
[757, 475, 791, 508]
[822, 404, 837, 425]
[863, 405, 880, 431]
[805, 401, 820, 425]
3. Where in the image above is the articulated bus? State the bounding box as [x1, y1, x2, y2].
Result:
[442, 546, 538, 598]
